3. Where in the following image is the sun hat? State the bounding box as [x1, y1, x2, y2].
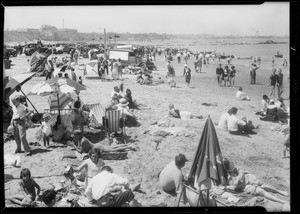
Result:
[119, 98, 129, 107]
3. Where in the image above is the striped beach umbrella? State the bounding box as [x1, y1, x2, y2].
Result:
[47, 93, 73, 110]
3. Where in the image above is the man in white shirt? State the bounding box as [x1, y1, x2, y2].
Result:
[217, 108, 234, 131]
[84, 165, 138, 207]
[158, 154, 188, 197]
[227, 107, 249, 135]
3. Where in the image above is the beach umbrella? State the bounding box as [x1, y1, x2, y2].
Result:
[29, 51, 50, 66]
[188, 115, 228, 185]
[47, 92, 73, 110]
[4, 73, 39, 113]
[85, 60, 98, 74]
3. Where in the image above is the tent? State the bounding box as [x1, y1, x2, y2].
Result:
[177, 115, 228, 207]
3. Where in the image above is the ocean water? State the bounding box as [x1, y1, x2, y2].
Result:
[134, 37, 290, 64]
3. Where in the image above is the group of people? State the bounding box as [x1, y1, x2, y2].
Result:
[216, 64, 236, 87]
[217, 107, 257, 136]
[268, 68, 284, 99]
[157, 154, 290, 208]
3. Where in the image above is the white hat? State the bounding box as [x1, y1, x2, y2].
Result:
[119, 98, 129, 107]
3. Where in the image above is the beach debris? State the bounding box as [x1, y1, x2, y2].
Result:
[157, 120, 170, 127]
[201, 102, 218, 107]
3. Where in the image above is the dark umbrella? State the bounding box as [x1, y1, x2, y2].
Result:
[188, 115, 228, 185]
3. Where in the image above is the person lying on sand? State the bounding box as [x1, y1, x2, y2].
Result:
[236, 87, 250, 101]
[227, 107, 257, 135]
[169, 104, 203, 120]
[84, 165, 141, 207]
[69, 136, 138, 159]
[222, 158, 290, 207]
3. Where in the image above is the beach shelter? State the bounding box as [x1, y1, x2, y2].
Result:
[177, 115, 228, 207]
[47, 92, 74, 110]
[85, 60, 99, 75]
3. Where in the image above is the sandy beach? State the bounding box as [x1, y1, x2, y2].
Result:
[4, 48, 290, 210]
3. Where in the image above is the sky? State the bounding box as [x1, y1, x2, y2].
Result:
[4, 3, 289, 36]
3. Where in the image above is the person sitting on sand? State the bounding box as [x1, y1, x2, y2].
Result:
[236, 87, 250, 101]
[105, 96, 119, 111]
[116, 98, 137, 119]
[71, 148, 105, 188]
[110, 86, 123, 101]
[217, 108, 235, 131]
[124, 89, 134, 109]
[10, 168, 41, 207]
[168, 104, 203, 120]
[260, 100, 278, 122]
[158, 154, 188, 197]
[261, 95, 270, 115]
[84, 165, 141, 207]
[222, 158, 290, 206]
[277, 103, 288, 124]
[227, 107, 256, 135]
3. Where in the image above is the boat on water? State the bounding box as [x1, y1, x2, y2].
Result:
[237, 56, 253, 60]
[275, 51, 283, 58]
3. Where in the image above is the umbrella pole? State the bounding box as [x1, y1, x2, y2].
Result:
[20, 89, 39, 114]
[57, 93, 61, 117]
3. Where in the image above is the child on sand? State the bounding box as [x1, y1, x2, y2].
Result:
[10, 168, 41, 207]
[41, 113, 52, 148]
[78, 76, 84, 86]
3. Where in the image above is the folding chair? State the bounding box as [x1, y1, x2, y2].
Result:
[85, 103, 105, 127]
[102, 109, 126, 139]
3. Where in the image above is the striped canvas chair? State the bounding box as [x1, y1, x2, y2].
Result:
[86, 103, 105, 126]
[103, 109, 126, 138]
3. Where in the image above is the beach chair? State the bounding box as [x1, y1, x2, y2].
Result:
[85, 103, 105, 127]
[102, 109, 126, 139]
[177, 183, 228, 207]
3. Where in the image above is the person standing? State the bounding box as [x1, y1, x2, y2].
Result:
[183, 65, 191, 88]
[277, 68, 284, 98]
[216, 64, 223, 86]
[268, 68, 277, 98]
[71, 68, 77, 82]
[229, 65, 236, 87]
[10, 95, 33, 156]
[271, 57, 275, 67]
[223, 65, 230, 87]
[249, 63, 259, 85]
[117, 59, 123, 79]
[112, 60, 119, 80]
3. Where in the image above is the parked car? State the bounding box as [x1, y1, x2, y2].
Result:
[4, 46, 17, 58]
[24, 43, 50, 56]
[63, 43, 76, 54]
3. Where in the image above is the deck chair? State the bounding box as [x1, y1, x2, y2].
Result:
[85, 103, 105, 126]
[103, 109, 126, 139]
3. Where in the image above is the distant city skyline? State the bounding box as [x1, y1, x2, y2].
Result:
[4, 3, 289, 36]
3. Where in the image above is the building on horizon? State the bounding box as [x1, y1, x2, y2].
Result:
[40, 25, 59, 33]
